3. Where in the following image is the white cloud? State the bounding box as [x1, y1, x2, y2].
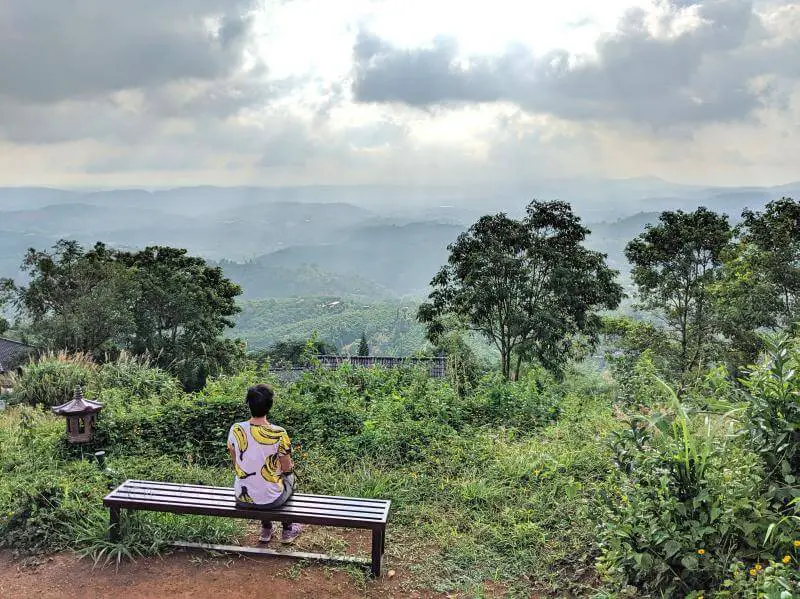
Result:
[0, 0, 797, 187]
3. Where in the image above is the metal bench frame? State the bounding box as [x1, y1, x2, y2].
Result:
[103, 479, 390, 577]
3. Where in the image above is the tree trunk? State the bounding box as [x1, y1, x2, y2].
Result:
[501, 347, 511, 380]
[514, 352, 523, 381]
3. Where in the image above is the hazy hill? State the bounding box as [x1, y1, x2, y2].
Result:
[0, 203, 177, 236]
[245, 222, 464, 295]
[2, 181, 798, 296]
[218, 262, 390, 299]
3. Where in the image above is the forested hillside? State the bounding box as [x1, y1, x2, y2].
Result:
[233, 297, 426, 355]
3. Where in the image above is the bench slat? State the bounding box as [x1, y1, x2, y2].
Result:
[104, 497, 386, 529]
[123, 481, 234, 497]
[107, 489, 387, 518]
[125, 480, 390, 505]
[118, 482, 386, 510]
[109, 491, 385, 518]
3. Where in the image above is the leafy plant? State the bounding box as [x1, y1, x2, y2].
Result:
[740, 333, 800, 510]
[9, 350, 96, 408]
[599, 378, 764, 597]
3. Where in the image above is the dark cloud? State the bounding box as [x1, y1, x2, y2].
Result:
[0, 0, 294, 146]
[0, 0, 258, 103]
[352, 0, 796, 127]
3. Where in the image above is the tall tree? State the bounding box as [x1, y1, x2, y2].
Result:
[3, 241, 136, 354]
[710, 197, 800, 367]
[741, 197, 800, 331]
[625, 207, 732, 374]
[711, 241, 779, 367]
[357, 332, 369, 356]
[117, 246, 243, 390]
[3, 240, 244, 390]
[418, 200, 623, 380]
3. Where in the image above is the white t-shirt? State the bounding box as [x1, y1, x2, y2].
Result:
[227, 421, 292, 505]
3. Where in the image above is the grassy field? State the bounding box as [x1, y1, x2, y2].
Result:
[1, 346, 798, 597]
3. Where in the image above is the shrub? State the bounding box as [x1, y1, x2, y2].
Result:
[93, 352, 182, 402]
[469, 370, 561, 430]
[10, 351, 96, 408]
[740, 333, 800, 510]
[716, 558, 800, 597]
[0, 459, 107, 556]
[598, 381, 766, 597]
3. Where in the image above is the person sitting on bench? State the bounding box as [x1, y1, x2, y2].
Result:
[227, 383, 302, 544]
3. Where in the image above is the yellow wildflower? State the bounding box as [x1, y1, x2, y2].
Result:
[749, 568, 757, 577]
[783, 555, 792, 564]
[794, 540, 800, 549]
[697, 549, 705, 555]
[755, 563, 762, 571]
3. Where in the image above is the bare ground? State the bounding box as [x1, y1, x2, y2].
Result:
[0, 523, 494, 599]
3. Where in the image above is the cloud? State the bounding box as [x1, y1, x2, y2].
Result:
[0, 0, 290, 147]
[0, 0, 259, 104]
[0, 0, 798, 187]
[352, 0, 798, 128]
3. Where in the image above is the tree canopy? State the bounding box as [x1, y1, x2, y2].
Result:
[0, 240, 243, 390]
[418, 200, 623, 379]
[625, 207, 732, 375]
[358, 332, 369, 356]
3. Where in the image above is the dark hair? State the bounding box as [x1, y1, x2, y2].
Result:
[245, 384, 274, 418]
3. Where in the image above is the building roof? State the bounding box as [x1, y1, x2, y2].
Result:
[0, 337, 35, 373]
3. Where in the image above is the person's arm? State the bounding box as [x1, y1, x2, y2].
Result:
[279, 431, 294, 473]
[226, 426, 238, 472]
[227, 441, 237, 470]
[279, 453, 294, 473]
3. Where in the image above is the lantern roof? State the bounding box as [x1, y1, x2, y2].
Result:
[51, 387, 103, 416]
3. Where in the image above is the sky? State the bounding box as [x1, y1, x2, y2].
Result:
[0, 0, 798, 188]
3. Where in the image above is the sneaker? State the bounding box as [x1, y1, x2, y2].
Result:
[280, 523, 303, 544]
[259, 523, 273, 543]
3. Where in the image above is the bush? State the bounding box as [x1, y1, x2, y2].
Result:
[469, 370, 561, 430]
[598, 382, 766, 597]
[716, 558, 800, 597]
[740, 333, 800, 509]
[93, 352, 182, 402]
[0, 457, 107, 556]
[10, 351, 96, 408]
[0, 357, 618, 596]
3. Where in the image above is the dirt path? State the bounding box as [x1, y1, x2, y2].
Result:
[0, 526, 459, 599]
[0, 550, 439, 599]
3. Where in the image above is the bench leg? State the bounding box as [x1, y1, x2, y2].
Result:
[109, 507, 121, 541]
[370, 528, 384, 578]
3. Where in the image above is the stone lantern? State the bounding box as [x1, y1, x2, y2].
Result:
[51, 386, 103, 443]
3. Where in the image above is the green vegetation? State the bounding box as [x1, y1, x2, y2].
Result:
[623, 198, 800, 380]
[234, 297, 427, 356]
[358, 332, 369, 356]
[1, 240, 244, 390]
[419, 200, 622, 380]
[625, 207, 732, 375]
[2, 337, 798, 597]
[2, 197, 800, 597]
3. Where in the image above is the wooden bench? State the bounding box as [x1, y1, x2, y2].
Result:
[103, 479, 391, 577]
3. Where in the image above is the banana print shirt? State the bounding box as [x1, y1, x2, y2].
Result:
[227, 421, 292, 505]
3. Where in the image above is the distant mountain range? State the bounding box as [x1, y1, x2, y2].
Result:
[1, 181, 797, 296]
